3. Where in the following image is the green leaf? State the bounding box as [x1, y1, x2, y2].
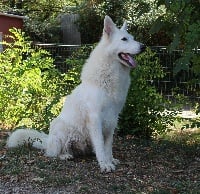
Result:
[150, 17, 164, 34]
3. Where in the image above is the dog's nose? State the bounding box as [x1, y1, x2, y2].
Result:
[140, 44, 146, 52]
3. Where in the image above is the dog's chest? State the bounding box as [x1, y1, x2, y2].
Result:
[106, 66, 130, 104]
[101, 74, 130, 126]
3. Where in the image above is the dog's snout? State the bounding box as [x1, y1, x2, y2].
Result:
[140, 44, 146, 53]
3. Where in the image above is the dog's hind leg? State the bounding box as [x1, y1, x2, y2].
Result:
[59, 141, 73, 160]
[45, 133, 62, 157]
[45, 118, 73, 159]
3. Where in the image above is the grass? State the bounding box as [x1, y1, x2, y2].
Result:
[0, 124, 199, 193]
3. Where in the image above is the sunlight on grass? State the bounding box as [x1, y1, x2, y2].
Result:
[159, 116, 200, 146]
[165, 128, 199, 145]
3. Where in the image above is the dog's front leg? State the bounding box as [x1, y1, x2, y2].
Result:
[88, 114, 115, 172]
[104, 130, 120, 166]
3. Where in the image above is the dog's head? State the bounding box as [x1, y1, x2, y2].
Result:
[102, 16, 145, 68]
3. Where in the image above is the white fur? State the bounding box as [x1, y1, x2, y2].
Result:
[7, 16, 144, 172]
[7, 129, 48, 149]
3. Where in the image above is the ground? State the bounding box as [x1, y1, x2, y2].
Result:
[0, 129, 199, 194]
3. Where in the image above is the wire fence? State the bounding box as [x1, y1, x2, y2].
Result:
[35, 44, 200, 103]
[151, 46, 200, 103]
[35, 43, 80, 73]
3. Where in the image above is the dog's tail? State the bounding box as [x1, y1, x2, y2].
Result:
[7, 129, 48, 150]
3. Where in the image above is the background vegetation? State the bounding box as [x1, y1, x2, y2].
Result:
[0, 28, 63, 130]
[0, 30, 177, 138]
[0, 0, 199, 136]
[1, 0, 199, 74]
[0, 2, 199, 192]
[118, 48, 177, 138]
[0, 29, 81, 131]
[0, 0, 172, 45]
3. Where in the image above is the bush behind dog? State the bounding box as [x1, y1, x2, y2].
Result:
[0, 30, 176, 138]
[68, 46, 178, 138]
[118, 48, 177, 138]
[0, 29, 73, 130]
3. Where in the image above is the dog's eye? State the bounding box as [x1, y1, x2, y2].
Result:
[121, 37, 128, 41]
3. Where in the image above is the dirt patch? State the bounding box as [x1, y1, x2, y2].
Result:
[0, 131, 199, 193]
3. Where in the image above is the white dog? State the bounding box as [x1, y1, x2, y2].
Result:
[7, 16, 145, 172]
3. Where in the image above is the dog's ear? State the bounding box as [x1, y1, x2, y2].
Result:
[103, 15, 116, 38]
[121, 21, 128, 31]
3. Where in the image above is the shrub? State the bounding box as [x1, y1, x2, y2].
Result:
[150, 0, 200, 74]
[75, 0, 168, 45]
[118, 48, 177, 138]
[66, 46, 177, 138]
[0, 33, 177, 138]
[0, 28, 68, 130]
[149, 0, 200, 130]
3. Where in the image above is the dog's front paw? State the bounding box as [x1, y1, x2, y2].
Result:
[99, 161, 115, 173]
[59, 153, 73, 160]
[112, 158, 120, 165]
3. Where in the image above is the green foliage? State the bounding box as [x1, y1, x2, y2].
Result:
[66, 45, 177, 138]
[75, 0, 128, 44]
[0, 29, 87, 131]
[149, 0, 200, 130]
[1, 0, 168, 45]
[125, 0, 168, 45]
[1, 0, 73, 42]
[75, 0, 167, 45]
[118, 48, 177, 138]
[75, 1, 102, 44]
[22, 0, 67, 42]
[65, 44, 94, 86]
[150, 0, 200, 75]
[64, 44, 99, 95]
[0, 2, 9, 12]
[0, 28, 67, 130]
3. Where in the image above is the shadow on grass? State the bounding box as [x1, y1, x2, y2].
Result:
[0, 129, 199, 193]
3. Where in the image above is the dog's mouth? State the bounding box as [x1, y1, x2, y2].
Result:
[118, 53, 137, 68]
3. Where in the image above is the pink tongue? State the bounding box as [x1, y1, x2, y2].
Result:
[121, 53, 136, 67]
